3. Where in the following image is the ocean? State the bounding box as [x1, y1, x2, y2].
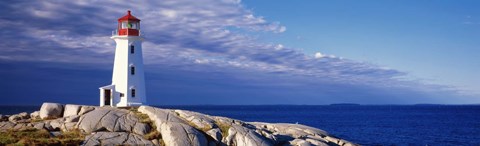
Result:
[1, 105, 479, 145]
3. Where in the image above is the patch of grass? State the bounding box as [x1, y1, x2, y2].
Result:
[129, 107, 152, 124]
[58, 129, 84, 139]
[0, 133, 16, 145]
[137, 113, 151, 124]
[129, 107, 163, 142]
[127, 107, 138, 112]
[184, 120, 212, 132]
[159, 139, 166, 146]
[144, 130, 161, 140]
[216, 122, 231, 137]
[198, 125, 213, 132]
[0, 128, 85, 145]
[30, 118, 43, 123]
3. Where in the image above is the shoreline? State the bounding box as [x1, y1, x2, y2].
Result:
[0, 102, 357, 146]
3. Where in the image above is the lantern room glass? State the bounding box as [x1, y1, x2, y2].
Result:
[121, 21, 139, 29]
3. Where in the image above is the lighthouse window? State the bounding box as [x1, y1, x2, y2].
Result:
[121, 22, 128, 29]
[121, 21, 138, 29]
[130, 45, 134, 54]
[131, 66, 135, 75]
[131, 89, 136, 97]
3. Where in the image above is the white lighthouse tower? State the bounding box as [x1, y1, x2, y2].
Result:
[100, 10, 147, 107]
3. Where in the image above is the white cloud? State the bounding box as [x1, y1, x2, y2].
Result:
[275, 44, 284, 50]
[314, 52, 324, 59]
[31, 9, 54, 18]
[194, 59, 210, 64]
[278, 26, 286, 33]
[160, 10, 178, 18]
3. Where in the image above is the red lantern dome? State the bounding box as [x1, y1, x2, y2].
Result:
[117, 10, 140, 36]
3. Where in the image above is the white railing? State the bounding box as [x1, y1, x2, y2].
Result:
[112, 29, 143, 36]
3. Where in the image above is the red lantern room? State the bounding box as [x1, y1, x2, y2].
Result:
[117, 10, 140, 36]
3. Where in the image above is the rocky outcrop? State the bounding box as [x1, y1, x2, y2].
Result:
[76, 107, 151, 135]
[63, 104, 82, 117]
[0, 121, 15, 132]
[138, 106, 208, 146]
[0, 103, 358, 146]
[30, 111, 40, 119]
[8, 112, 30, 123]
[39, 102, 64, 119]
[249, 122, 350, 146]
[83, 132, 154, 145]
[78, 106, 96, 115]
[224, 124, 273, 146]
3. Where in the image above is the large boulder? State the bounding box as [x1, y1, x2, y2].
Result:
[224, 125, 273, 146]
[76, 107, 149, 135]
[8, 112, 30, 123]
[30, 111, 40, 119]
[63, 104, 81, 117]
[138, 106, 208, 146]
[39, 103, 64, 119]
[161, 122, 208, 146]
[82, 132, 154, 146]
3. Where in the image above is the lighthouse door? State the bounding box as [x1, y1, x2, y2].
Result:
[104, 89, 111, 106]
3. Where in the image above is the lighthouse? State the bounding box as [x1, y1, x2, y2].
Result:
[99, 10, 147, 107]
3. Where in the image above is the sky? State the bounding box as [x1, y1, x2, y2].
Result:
[0, 0, 479, 105]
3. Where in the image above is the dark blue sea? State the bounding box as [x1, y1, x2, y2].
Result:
[1, 105, 479, 145]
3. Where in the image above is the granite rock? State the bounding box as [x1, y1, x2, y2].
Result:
[133, 122, 151, 135]
[207, 128, 222, 142]
[0, 121, 15, 132]
[175, 109, 216, 130]
[33, 122, 45, 130]
[30, 111, 40, 119]
[63, 104, 81, 117]
[76, 107, 149, 136]
[78, 106, 96, 115]
[8, 112, 30, 123]
[224, 124, 273, 146]
[82, 132, 154, 146]
[0, 103, 358, 146]
[138, 106, 208, 146]
[65, 115, 80, 122]
[39, 103, 64, 119]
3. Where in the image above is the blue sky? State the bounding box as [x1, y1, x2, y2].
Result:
[0, 0, 479, 105]
[241, 0, 480, 93]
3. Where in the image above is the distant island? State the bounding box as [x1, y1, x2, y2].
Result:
[0, 102, 357, 146]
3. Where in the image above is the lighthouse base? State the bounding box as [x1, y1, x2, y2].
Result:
[99, 84, 146, 107]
